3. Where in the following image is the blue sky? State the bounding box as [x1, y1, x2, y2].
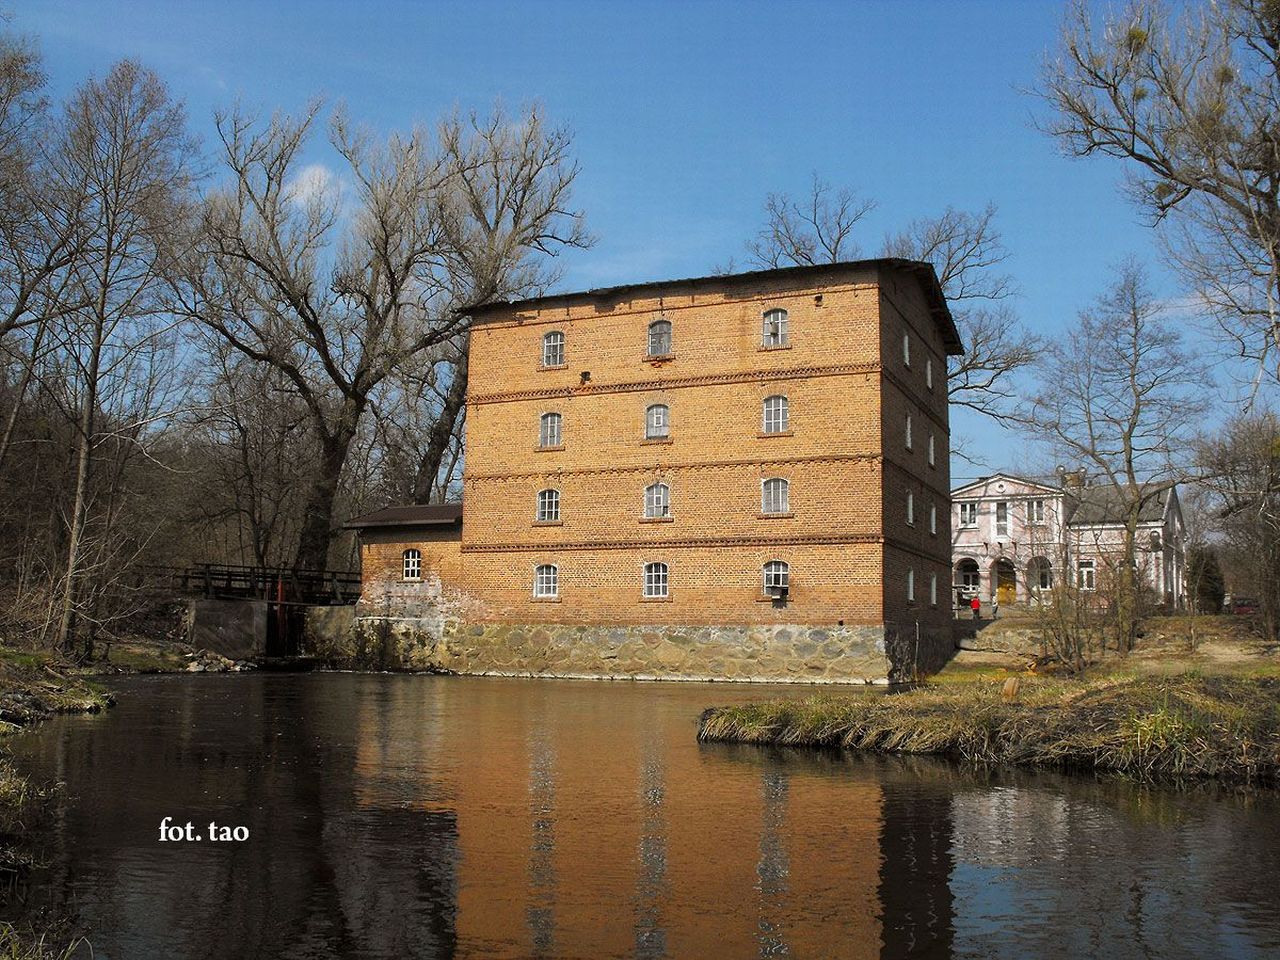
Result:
[16, 0, 1210, 479]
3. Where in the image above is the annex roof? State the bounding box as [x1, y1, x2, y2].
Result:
[466, 258, 964, 356]
[344, 503, 462, 530]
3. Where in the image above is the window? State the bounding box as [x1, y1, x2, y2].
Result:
[928, 433, 936, 467]
[645, 403, 670, 440]
[906, 491, 915, 526]
[402, 549, 421, 581]
[1032, 559, 1053, 590]
[644, 481, 670, 518]
[762, 308, 789, 347]
[762, 395, 789, 434]
[648, 319, 672, 357]
[644, 561, 669, 598]
[763, 560, 790, 596]
[959, 559, 981, 592]
[930, 572, 938, 606]
[959, 502, 978, 527]
[1027, 499, 1045, 524]
[762, 477, 790, 515]
[907, 567, 915, 602]
[995, 501, 1009, 538]
[1077, 559, 1096, 591]
[926, 357, 933, 390]
[542, 331, 565, 367]
[539, 412, 562, 448]
[536, 488, 560, 522]
[534, 564, 558, 598]
[905, 413, 913, 450]
[902, 331, 911, 367]
[930, 502, 938, 535]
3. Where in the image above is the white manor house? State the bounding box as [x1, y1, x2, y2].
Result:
[950, 473, 1186, 610]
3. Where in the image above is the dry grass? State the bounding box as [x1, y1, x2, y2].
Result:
[699, 675, 1280, 784]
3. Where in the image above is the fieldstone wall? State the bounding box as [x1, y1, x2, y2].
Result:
[346, 605, 956, 682]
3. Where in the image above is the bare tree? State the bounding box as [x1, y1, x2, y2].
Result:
[1022, 260, 1207, 651]
[744, 181, 1040, 424]
[176, 103, 587, 568]
[45, 60, 197, 655]
[1041, 0, 1280, 398]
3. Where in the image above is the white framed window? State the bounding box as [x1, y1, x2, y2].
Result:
[402, 549, 421, 581]
[902, 331, 911, 367]
[995, 501, 1009, 538]
[762, 477, 790, 515]
[1027, 499, 1045, 523]
[930, 572, 938, 606]
[644, 481, 670, 518]
[926, 357, 933, 390]
[648, 319, 672, 356]
[907, 567, 915, 602]
[533, 564, 558, 598]
[536, 488, 560, 522]
[1077, 559, 1096, 591]
[643, 561, 668, 598]
[542, 331, 565, 367]
[763, 560, 790, 596]
[928, 433, 936, 466]
[762, 395, 789, 434]
[539, 412, 562, 448]
[959, 502, 978, 527]
[905, 413, 913, 450]
[930, 502, 937, 535]
[1033, 559, 1053, 590]
[645, 403, 669, 439]
[906, 490, 915, 526]
[762, 308, 789, 347]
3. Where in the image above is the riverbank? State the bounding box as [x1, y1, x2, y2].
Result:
[699, 672, 1280, 784]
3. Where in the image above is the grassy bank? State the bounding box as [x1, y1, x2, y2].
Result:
[699, 674, 1280, 784]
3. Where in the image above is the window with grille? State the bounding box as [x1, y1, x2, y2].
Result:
[645, 403, 669, 439]
[534, 564, 558, 598]
[648, 319, 672, 356]
[539, 412, 562, 448]
[402, 549, 421, 581]
[762, 395, 789, 434]
[644, 562, 668, 598]
[762, 308, 789, 347]
[762, 477, 790, 514]
[537, 488, 560, 522]
[763, 560, 790, 595]
[644, 482, 670, 518]
[542, 331, 565, 366]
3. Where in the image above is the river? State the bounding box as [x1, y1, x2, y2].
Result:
[5, 673, 1280, 959]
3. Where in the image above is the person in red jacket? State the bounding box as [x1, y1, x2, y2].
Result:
[970, 595, 981, 620]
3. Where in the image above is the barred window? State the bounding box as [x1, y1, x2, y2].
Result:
[762, 308, 789, 347]
[762, 477, 790, 514]
[402, 549, 421, 581]
[539, 412, 562, 448]
[542, 331, 565, 366]
[644, 481, 670, 518]
[648, 319, 672, 356]
[533, 564, 558, 598]
[537, 488, 560, 522]
[645, 403, 670, 439]
[763, 560, 790, 595]
[762, 395, 789, 434]
[644, 561, 669, 598]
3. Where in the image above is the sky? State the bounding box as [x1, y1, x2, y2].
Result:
[12, 0, 1219, 481]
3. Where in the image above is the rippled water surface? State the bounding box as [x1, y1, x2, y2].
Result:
[6, 673, 1280, 959]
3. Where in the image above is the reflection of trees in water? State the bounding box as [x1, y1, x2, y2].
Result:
[634, 726, 667, 960]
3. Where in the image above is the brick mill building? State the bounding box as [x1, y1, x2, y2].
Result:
[347, 259, 963, 682]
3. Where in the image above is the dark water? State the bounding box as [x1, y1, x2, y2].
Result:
[6, 674, 1280, 959]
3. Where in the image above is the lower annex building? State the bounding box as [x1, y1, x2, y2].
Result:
[348, 259, 964, 682]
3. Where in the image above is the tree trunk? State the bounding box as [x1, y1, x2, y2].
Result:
[293, 425, 358, 572]
[414, 345, 468, 503]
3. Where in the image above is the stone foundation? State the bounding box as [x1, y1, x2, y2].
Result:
[346, 608, 955, 683]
